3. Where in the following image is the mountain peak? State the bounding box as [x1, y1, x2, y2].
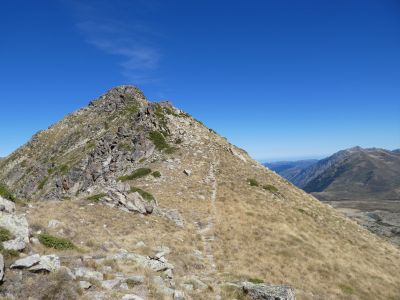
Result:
[88, 85, 149, 112]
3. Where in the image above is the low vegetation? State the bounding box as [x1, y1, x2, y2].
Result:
[38, 233, 75, 250]
[262, 184, 278, 193]
[0, 227, 13, 242]
[129, 186, 154, 201]
[149, 131, 169, 150]
[86, 193, 107, 203]
[117, 168, 152, 182]
[0, 182, 16, 202]
[151, 171, 161, 178]
[38, 176, 48, 190]
[248, 277, 264, 284]
[247, 178, 259, 187]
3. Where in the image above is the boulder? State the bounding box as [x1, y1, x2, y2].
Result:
[0, 254, 4, 281]
[121, 295, 144, 300]
[101, 279, 122, 290]
[10, 254, 41, 269]
[0, 212, 29, 242]
[74, 267, 104, 281]
[173, 290, 186, 300]
[29, 254, 61, 272]
[79, 280, 92, 289]
[241, 282, 296, 300]
[108, 251, 174, 272]
[48, 219, 63, 229]
[3, 238, 26, 251]
[0, 196, 16, 213]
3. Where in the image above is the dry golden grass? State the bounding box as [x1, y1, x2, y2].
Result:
[13, 116, 400, 299]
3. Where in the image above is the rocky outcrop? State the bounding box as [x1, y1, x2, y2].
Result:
[0, 196, 16, 214]
[241, 281, 296, 300]
[0, 212, 29, 243]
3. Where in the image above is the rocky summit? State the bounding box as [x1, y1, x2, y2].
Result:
[0, 86, 400, 299]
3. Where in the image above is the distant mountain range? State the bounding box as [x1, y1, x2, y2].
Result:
[265, 147, 400, 201]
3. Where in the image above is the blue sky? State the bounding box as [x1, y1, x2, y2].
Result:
[1, 0, 399, 161]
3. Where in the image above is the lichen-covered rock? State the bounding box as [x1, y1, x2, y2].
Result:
[0, 253, 4, 282]
[29, 254, 61, 272]
[11, 254, 41, 269]
[0, 196, 16, 213]
[0, 212, 29, 243]
[3, 238, 25, 251]
[241, 281, 296, 300]
[74, 267, 104, 281]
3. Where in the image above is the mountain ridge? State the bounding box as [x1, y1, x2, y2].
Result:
[1, 86, 400, 299]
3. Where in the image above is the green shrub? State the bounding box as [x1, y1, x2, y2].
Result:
[129, 187, 154, 201]
[86, 193, 107, 203]
[149, 131, 169, 150]
[247, 178, 259, 187]
[38, 176, 48, 190]
[38, 233, 75, 250]
[0, 227, 13, 242]
[248, 277, 264, 284]
[117, 168, 152, 182]
[139, 157, 146, 163]
[2, 248, 19, 259]
[125, 103, 139, 114]
[263, 184, 278, 193]
[0, 183, 15, 202]
[151, 171, 161, 178]
[59, 165, 69, 174]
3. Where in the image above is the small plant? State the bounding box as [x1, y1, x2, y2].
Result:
[263, 184, 278, 193]
[149, 131, 169, 150]
[248, 277, 264, 284]
[151, 171, 161, 178]
[0, 227, 13, 242]
[60, 164, 69, 173]
[86, 193, 107, 203]
[2, 249, 19, 259]
[117, 168, 152, 182]
[125, 103, 139, 114]
[247, 178, 259, 187]
[38, 233, 75, 250]
[0, 183, 16, 202]
[129, 187, 154, 201]
[38, 176, 49, 190]
[175, 138, 183, 144]
[139, 157, 146, 163]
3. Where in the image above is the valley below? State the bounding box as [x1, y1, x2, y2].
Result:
[324, 200, 400, 246]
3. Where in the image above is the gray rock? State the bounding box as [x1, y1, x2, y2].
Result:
[29, 254, 61, 272]
[108, 251, 174, 272]
[74, 267, 104, 281]
[125, 275, 145, 285]
[121, 295, 144, 300]
[79, 280, 92, 289]
[0, 212, 29, 243]
[0, 254, 4, 282]
[241, 281, 296, 300]
[183, 169, 192, 176]
[101, 279, 122, 290]
[153, 275, 175, 296]
[11, 254, 41, 269]
[0, 196, 16, 213]
[3, 238, 26, 251]
[173, 290, 185, 300]
[48, 219, 63, 228]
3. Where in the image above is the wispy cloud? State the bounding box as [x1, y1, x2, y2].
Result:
[68, 1, 161, 83]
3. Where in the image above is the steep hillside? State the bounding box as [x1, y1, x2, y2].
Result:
[288, 147, 400, 201]
[0, 86, 400, 299]
[264, 160, 318, 182]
